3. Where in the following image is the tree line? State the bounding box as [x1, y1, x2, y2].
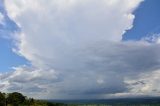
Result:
[0, 92, 35, 106]
[0, 92, 64, 106]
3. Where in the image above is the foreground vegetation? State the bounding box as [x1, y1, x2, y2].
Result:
[0, 92, 65, 106]
[1, 92, 160, 106]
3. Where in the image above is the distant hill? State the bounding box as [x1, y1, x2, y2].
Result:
[48, 97, 160, 105]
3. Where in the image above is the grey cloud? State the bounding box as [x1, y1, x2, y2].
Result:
[21, 86, 47, 93]
[1, 41, 160, 99]
[7, 83, 22, 91]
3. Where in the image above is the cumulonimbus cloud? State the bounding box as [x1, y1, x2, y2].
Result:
[2, 0, 160, 99]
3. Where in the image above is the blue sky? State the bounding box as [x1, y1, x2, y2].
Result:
[0, 37, 27, 72]
[123, 0, 160, 40]
[0, 21, 27, 72]
[1, 0, 160, 99]
[0, 0, 28, 72]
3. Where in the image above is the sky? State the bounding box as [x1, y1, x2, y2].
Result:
[0, 0, 160, 99]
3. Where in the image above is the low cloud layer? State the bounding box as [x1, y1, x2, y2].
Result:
[1, 0, 160, 99]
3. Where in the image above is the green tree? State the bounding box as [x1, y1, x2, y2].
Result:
[0, 92, 5, 106]
[7, 92, 25, 106]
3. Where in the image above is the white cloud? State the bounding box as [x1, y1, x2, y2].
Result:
[0, 12, 4, 24]
[142, 33, 160, 44]
[0, 65, 60, 98]
[125, 69, 160, 97]
[3, 0, 160, 99]
[4, 0, 143, 69]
